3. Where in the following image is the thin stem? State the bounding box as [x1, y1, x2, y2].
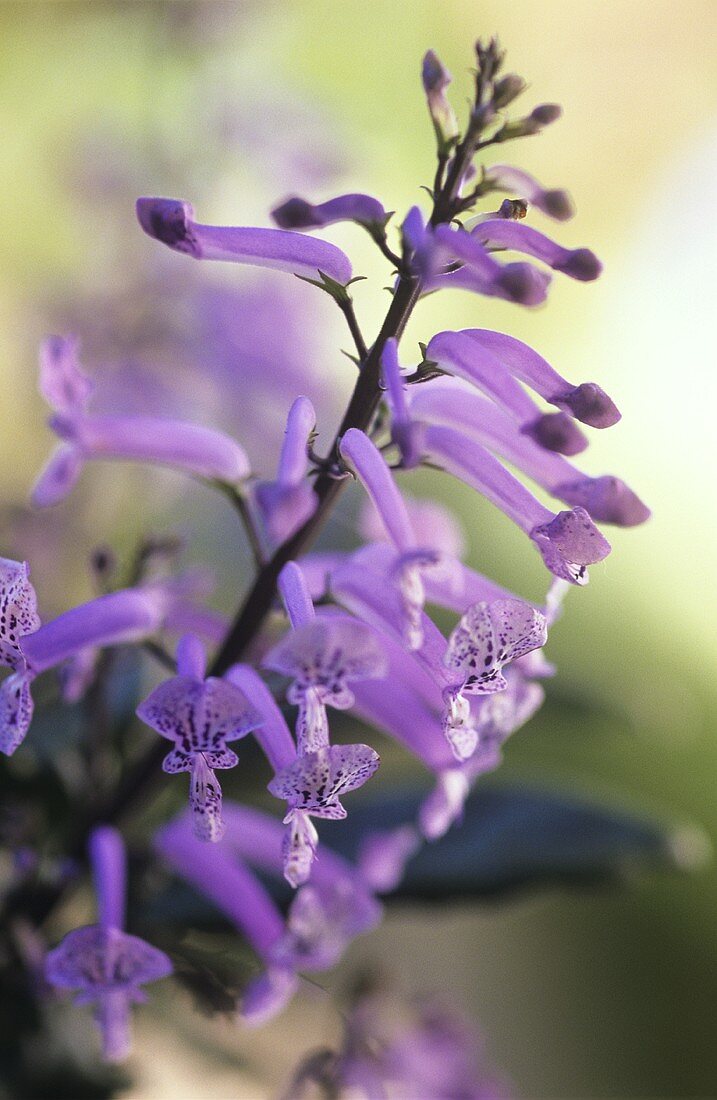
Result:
[337, 296, 369, 362]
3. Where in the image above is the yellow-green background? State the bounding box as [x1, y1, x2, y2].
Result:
[1, 2, 715, 1096]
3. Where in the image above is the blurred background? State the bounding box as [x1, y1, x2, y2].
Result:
[0, 1, 715, 1096]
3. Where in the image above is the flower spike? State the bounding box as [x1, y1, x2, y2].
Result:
[136, 198, 353, 284]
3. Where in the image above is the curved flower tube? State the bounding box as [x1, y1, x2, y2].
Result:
[429, 224, 552, 306]
[485, 164, 575, 221]
[410, 381, 650, 525]
[255, 396, 318, 544]
[470, 218, 602, 281]
[423, 424, 611, 584]
[425, 330, 588, 455]
[136, 198, 353, 284]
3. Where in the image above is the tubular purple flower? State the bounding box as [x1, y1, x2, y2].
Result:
[421, 49, 459, 148]
[471, 219, 602, 281]
[45, 826, 171, 1062]
[136, 198, 353, 284]
[136, 636, 262, 841]
[271, 193, 387, 231]
[425, 331, 588, 455]
[381, 338, 423, 469]
[486, 164, 575, 221]
[410, 382, 650, 525]
[33, 336, 250, 506]
[278, 560, 316, 631]
[255, 397, 318, 544]
[340, 428, 455, 649]
[401, 205, 431, 275]
[430, 224, 552, 306]
[462, 328, 621, 428]
[423, 424, 611, 584]
[360, 496, 466, 560]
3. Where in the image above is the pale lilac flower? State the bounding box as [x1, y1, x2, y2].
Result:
[462, 327, 621, 427]
[423, 423, 612, 584]
[485, 163, 575, 221]
[254, 396, 318, 544]
[340, 427, 459, 648]
[271, 193, 387, 231]
[45, 826, 171, 1062]
[410, 381, 650, 525]
[136, 198, 353, 284]
[136, 634, 262, 841]
[471, 218, 602, 281]
[425, 330, 588, 454]
[33, 336, 250, 507]
[422, 50, 459, 149]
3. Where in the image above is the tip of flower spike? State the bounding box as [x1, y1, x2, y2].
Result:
[554, 382, 621, 428]
[136, 198, 200, 257]
[531, 507, 611, 585]
[553, 246, 602, 282]
[523, 412, 588, 456]
[555, 476, 651, 527]
[495, 263, 551, 306]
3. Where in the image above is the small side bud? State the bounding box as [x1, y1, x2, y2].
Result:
[422, 49, 459, 152]
[493, 73, 526, 109]
[530, 103, 562, 126]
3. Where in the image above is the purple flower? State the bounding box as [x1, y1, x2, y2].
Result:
[429, 224, 553, 306]
[271, 192, 387, 231]
[425, 330, 588, 455]
[440, 599, 547, 761]
[470, 218, 602, 281]
[45, 826, 171, 1062]
[421, 50, 459, 149]
[461, 328, 621, 428]
[359, 494, 466, 560]
[136, 198, 353, 284]
[0, 571, 181, 756]
[340, 427, 457, 648]
[380, 338, 423, 469]
[33, 336, 250, 507]
[410, 381, 650, 525]
[254, 396, 318, 544]
[423, 423, 612, 584]
[0, 557, 40, 671]
[136, 634, 262, 841]
[485, 163, 575, 221]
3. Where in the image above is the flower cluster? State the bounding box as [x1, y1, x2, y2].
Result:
[1, 37, 649, 1075]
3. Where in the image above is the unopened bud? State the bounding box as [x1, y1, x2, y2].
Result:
[493, 73, 526, 109]
[530, 103, 562, 126]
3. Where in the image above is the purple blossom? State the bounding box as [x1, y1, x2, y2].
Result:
[462, 328, 621, 427]
[425, 330, 588, 455]
[410, 381, 650, 525]
[271, 192, 387, 231]
[254, 396, 318, 544]
[45, 826, 171, 1061]
[136, 198, 353, 284]
[359, 494, 466, 560]
[380, 337, 423, 468]
[470, 218, 602, 281]
[136, 634, 262, 841]
[429, 224, 553, 306]
[423, 423, 612, 584]
[33, 336, 250, 507]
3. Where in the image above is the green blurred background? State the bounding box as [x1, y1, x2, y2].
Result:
[1, 2, 715, 1096]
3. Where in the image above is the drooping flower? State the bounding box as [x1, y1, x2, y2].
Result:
[136, 198, 353, 284]
[254, 395, 318, 544]
[425, 330, 588, 455]
[484, 163, 575, 221]
[470, 218, 602, 281]
[428, 223, 553, 306]
[409, 381, 650, 525]
[271, 192, 388, 232]
[45, 826, 171, 1062]
[422, 423, 612, 584]
[136, 634, 262, 841]
[33, 336, 250, 507]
